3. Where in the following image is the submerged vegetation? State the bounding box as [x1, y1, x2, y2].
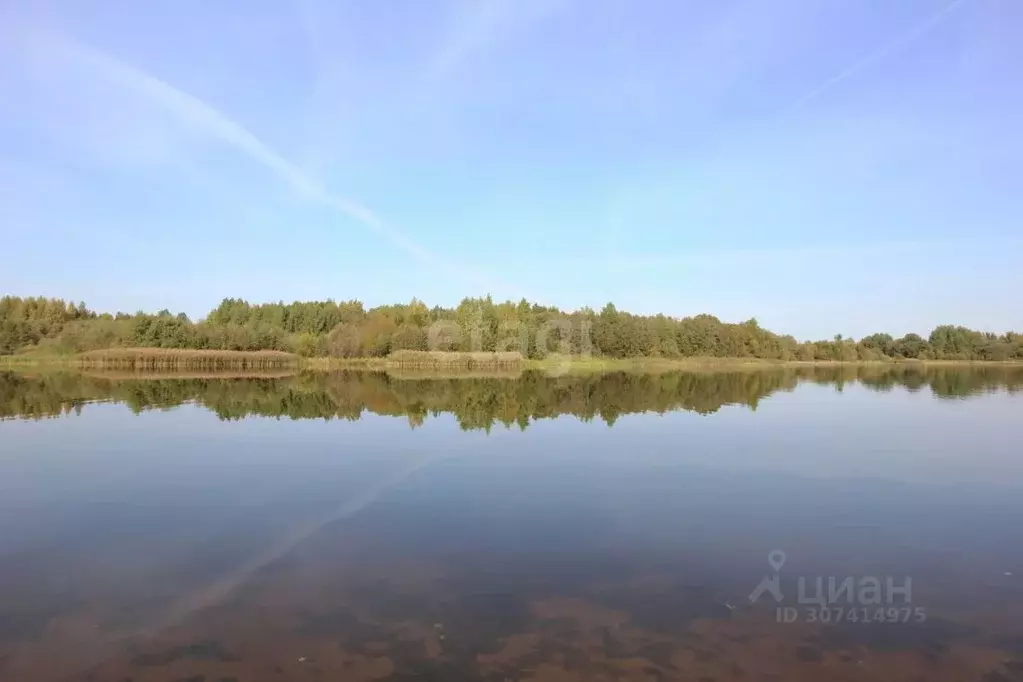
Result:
[3, 365, 1021, 428]
[2, 295, 1022, 363]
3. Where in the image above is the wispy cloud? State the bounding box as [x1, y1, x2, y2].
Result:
[501, 235, 1023, 275]
[791, 0, 972, 111]
[17, 28, 507, 292]
[291, 0, 357, 175]
[427, 0, 571, 79]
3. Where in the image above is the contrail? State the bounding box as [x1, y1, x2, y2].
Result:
[790, 0, 971, 112]
[30, 30, 504, 293]
[146, 453, 443, 634]
[40, 451, 458, 681]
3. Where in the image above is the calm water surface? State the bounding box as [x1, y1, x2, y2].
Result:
[1, 367, 1022, 682]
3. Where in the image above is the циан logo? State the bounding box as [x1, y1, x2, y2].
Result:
[749, 549, 787, 603]
[748, 550, 926, 624]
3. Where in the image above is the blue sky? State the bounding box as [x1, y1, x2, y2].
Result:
[0, 0, 1019, 340]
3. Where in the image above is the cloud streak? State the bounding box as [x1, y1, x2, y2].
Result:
[512, 235, 1023, 274]
[23, 28, 504, 292]
[427, 0, 571, 78]
[791, 0, 972, 111]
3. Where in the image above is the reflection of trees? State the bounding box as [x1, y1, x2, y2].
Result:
[790, 365, 1023, 399]
[2, 366, 1022, 429]
[849, 365, 1023, 399]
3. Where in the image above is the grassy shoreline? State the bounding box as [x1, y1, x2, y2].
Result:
[523, 355, 1023, 370]
[4, 348, 1023, 375]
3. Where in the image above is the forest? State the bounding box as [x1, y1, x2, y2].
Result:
[2, 294, 1022, 362]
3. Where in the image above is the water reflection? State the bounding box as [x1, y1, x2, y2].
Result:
[3, 365, 1022, 427]
[1, 367, 1022, 682]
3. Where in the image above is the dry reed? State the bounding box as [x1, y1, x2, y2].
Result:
[385, 350, 524, 369]
[77, 348, 299, 370]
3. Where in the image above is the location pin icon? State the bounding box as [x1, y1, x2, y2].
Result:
[768, 550, 787, 572]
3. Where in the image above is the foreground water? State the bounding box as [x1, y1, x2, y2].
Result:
[1, 367, 1022, 682]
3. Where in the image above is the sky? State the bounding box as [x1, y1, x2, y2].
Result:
[0, 0, 1020, 340]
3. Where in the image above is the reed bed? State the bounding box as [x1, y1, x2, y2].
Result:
[386, 350, 524, 370]
[80, 369, 300, 380]
[77, 348, 300, 370]
[300, 357, 389, 371]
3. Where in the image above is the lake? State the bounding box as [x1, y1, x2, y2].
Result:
[1, 366, 1022, 682]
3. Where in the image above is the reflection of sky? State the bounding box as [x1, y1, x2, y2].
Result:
[1, 380, 1022, 635]
[597, 383, 1023, 488]
[2, 382, 1022, 511]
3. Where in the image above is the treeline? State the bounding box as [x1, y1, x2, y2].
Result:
[3, 295, 1022, 361]
[4, 366, 1022, 427]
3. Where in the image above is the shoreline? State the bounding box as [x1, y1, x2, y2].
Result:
[3, 349, 1023, 376]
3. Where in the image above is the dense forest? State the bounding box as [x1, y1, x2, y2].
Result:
[2, 295, 1022, 361]
[3, 366, 1021, 427]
